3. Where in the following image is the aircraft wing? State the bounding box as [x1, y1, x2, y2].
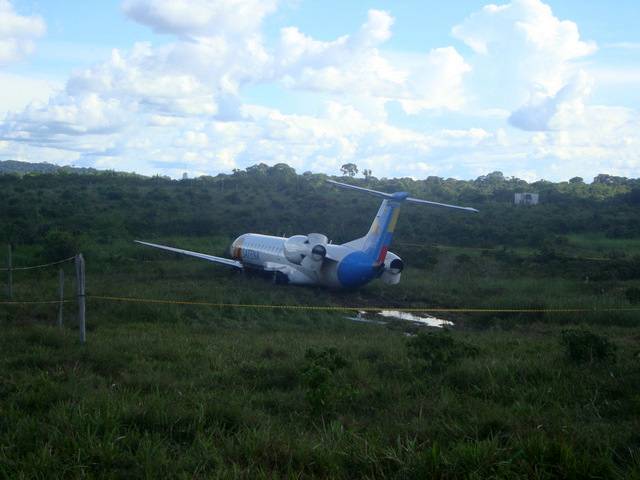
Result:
[135, 240, 243, 269]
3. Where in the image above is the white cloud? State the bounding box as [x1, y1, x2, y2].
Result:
[1, 5, 472, 165]
[1, 92, 129, 156]
[0, 0, 638, 181]
[450, 0, 639, 180]
[397, 47, 471, 113]
[278, 10, 470, 113]
[605, 42, 640, 50]
[0, 0, 45, 65]
[533, 106, 639, 159]
[176, 130, 209, 147]
[509, 70, 593, 131]
[591, 66, 640, 86]
[1, 19, 272, 147]
[234, 101, 505, 178]
[453, 0, 596, 112]
[277, 10, 405, 95]
[0, 73, 59, 115]
[354, 9, 393, 47]
[122, 0, 278, 38]
[65, 43, 228, 116]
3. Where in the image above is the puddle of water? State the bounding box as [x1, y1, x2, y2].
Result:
[345, 311, 387, 325]
[377, 310, 454, 328]
[345, 310, 454, 329]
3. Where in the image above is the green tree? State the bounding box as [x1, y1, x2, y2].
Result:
[42, 229, 79, 262]
[340, 163, 358, 177]
[246, 163, 269, 176]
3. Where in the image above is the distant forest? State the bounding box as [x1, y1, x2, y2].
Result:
[0, 160, 98, 175]
[1, 162, 639, 256]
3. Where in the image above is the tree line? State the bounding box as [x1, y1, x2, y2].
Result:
[1, 163, 639, 257]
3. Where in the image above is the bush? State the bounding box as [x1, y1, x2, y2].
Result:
[407, 332, 479, 372]
[42, 229, 79, 262]
[410, 246, 439, 269]
[304, 347, 349, 372]
[302, 364, 334, 414]
[302, 347, 349, 415]
[560, 328, 616, 364]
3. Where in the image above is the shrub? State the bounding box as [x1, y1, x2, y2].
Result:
[304, 347, 349, 372]
[407, 332, 479, 372]
[302, 347, 349, 415]
[560, 328, 616, 364]
[410, 246, 439, 269]
[42, 229, 79, 262]
[302, 364, 334, 414]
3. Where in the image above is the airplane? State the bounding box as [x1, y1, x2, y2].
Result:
[135, 179, 478, 289]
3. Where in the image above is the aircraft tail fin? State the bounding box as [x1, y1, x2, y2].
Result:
[328, 179, 477, 264]
[361, 199, 402, 265]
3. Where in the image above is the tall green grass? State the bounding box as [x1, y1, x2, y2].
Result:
[2, 237, 640, 477]
[1, 317, 639, 478]
[566, 233, 640, 256]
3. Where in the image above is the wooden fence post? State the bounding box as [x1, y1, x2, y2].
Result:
[75, 254, 86, 344]
[6, 244, 12, 300]
[58, 268, 64, 327]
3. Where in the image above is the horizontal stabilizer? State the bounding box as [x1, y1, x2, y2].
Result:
[327, 179, 478, 212]
[326, 179, 394, 199]
[135, 240, 243, 268]
[406, 197, 478, 213]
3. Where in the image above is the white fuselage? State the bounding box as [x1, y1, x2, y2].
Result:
[229, 233, 401, 288]
[230, 233, 340, 287]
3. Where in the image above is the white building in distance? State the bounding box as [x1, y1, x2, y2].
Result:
[514, 193, 539, 205]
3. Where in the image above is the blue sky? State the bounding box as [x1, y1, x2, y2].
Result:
[1, 0, 639, 180]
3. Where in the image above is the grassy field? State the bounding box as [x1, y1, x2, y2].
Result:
[1, 238, 640, 478]
[565, 234, 640, 258]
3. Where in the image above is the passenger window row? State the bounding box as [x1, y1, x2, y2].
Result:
[247, 241, 281, 254]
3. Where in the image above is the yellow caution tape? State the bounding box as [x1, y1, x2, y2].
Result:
[0, 256, 75, 271]
[3, 295, 637, 314]
[0, 300, 72, 305]
[87, 295, 640, 314]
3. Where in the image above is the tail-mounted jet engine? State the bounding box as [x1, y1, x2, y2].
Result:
[283, 233, 328, 266]
[380, 253, 404, 285]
